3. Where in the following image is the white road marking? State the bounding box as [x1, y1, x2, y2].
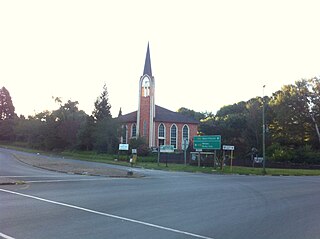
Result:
[0, 176, 60, 178]
[0, 175, 84, 178]
[0, 189, 214, 239]
[0, 232, 15, 239]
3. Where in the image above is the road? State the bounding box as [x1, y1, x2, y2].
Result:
[1, 149, 320, 239]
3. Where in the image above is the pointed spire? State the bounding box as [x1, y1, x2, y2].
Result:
[143, 42, 152, 77]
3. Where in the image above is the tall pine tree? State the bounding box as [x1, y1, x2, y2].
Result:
[0, 86, 15, 120]
[92, 83, 112, 121]
[92, 84, 119, 153]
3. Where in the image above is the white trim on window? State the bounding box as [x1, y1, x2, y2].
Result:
[182, 124, 190, 149]
[158, 123, 165, 139]
[131, 123, 137, 138]
[170, 124, 178, 149]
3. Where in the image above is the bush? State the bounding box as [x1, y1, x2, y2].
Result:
[295, 145, 320, 164]
[129, 137, 150, 156]
[268, 143, 320, 164]
[268, 144, 296, 162]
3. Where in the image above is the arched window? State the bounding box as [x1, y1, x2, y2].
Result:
[170, 124, 177, 149]
[142, 77, 150, 97]
[182, 125, 189, 149]
[143, 120, 147, 136]
[131, 124, 137, 138]
[121, 125, 128, 144]
[158, 123, 165, 138]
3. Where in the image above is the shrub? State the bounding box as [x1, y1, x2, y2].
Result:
[129, 137, 150, 156]
[268, 143, 296, 162]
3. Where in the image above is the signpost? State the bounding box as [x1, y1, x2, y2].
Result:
[222, 145, 235, 171]
[160, 145, 174, 153]
[158, 145, 174, 167]
[193, 135, 221, 167]
[223, 145, 235, 151]
[118, 144, 129, 162]
[254, 157, 264, 163]
[119, 144, 129, 151]
[193, 135, 221, 150]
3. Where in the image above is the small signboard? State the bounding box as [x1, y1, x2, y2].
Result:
[160, 145, 174, 153]
[119, 144, 129, 151]
[223, 145, 235, 151]
[132, 149, 137, 154]
[254, 157, 264, 163]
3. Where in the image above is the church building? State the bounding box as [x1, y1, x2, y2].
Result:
[118, 44, 199, 150]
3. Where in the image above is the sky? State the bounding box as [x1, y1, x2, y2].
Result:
[1, 0, 320, 117]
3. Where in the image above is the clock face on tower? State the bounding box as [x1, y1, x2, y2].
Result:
[142, 76, 150, 97]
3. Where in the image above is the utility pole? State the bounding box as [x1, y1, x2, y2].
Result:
[262, 85, 266, 175]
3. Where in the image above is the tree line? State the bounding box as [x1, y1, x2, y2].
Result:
[1, 77, 320, 164]
[179, 77, 320, 164]
[0, 84, 119, 153]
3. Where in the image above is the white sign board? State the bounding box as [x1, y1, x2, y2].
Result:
[254, 157, 264, 163]
[160, 145, 174, 153]
[223, 145, 235, 151]
[119, 144, 129, 151]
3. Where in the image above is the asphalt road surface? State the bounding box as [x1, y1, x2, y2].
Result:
[1, 149, 320, 239]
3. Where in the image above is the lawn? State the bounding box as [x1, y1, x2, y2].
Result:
[2, 144, 320, 176]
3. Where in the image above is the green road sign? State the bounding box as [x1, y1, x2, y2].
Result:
[193, 135, 221, 150]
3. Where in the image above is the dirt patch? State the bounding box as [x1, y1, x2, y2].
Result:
[0, 177, 21, 185]
[11, 152, 142, 178]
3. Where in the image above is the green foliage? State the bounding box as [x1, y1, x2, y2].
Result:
[0, 87, 16, 141]
[177, 107, 207, 121]
[92, 83, 112, 121]
[0, 119, 15, 141]
[268, 143, 296, 162]
[129, 137, 150, 156]
[93, 118, 119, 153]
[0, 87, 15, 120]
[5, 77, 320, 165]
[77, 116, 95, 150]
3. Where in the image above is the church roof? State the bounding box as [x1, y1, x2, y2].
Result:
[118, 105, 199, 124]
[143, 43, 152, 77]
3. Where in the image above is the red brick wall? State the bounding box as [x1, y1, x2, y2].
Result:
[154, 122, 198, 150]
[139, 96, 150, 144]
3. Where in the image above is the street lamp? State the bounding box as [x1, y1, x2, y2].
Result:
[262, 85, 266, 174]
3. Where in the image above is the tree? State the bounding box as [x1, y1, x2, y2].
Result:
[304, 77, 320, 147]
[0, 87, 16, 141]
[92, 84, 112, 121]
[93, 118, 119, 153]
[0, 87, 15, 120]
[52, 100, 87, 149]
[269, 82, 312, 147]
[77, 116, 95, 150]
[244, 97, 263, 151]
[177, 107, 207, 121]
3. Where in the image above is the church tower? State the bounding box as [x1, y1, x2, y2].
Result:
[136, 43, 156, 147]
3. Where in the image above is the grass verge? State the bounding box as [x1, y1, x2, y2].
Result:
[1, 145, 320, 176]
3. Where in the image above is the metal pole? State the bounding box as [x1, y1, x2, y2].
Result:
[262, 85, 266, 174]
[230, 150, 234, 172]
[157, 146, 160, 166]
[184, 138, 187, 166]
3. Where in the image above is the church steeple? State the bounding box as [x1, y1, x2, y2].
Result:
[143, 43, 152, 77]
[137, 42, 156, 147]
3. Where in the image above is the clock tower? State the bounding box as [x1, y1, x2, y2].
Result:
[136, 43, 156, 147]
